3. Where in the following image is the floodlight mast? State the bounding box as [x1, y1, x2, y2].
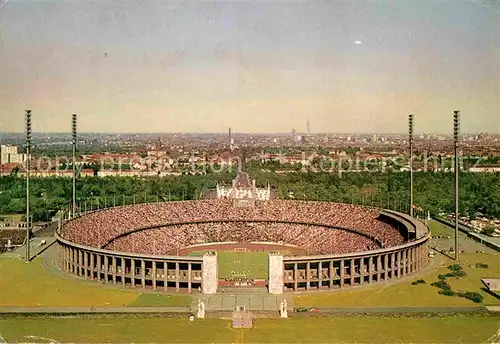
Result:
[453, 110, 460, 260]
[409, 114, 414, 218]
[72, 114, 77, 218]
[25, 110, 32, 262]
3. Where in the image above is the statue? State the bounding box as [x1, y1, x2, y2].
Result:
[280, 299, 288, 318]
[197, 299, 205, 319]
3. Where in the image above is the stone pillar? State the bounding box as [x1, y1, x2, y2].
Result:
[175, 262, 180, 291]
[122, 258, 126, 286]
[402, 250, 407, 276]
[384, 254, 389, 280]
[67, 247, 71, 273]
[103, 255, 108, 283]
[62, 246, 66, 271]
[90, 253, 95, 280]
[268, 252, 284, 294]
[188, 263, 192, 292]
[78, 250, 83, 276]
[96, 255, 101, 282]
[152, 261, 157, 290]
[131, 259, 135, 287]
[74, 249, 78, 275]
[340, 260, 345, 288]
[318, 261, 322, 289]
[350, 259, 355, 286]
[415, 246, 418, 272]
[84, 252, 88, 278]
[202, 252, 218, 294]
[67, 248, 71, 273]
[141, 260, 146, 288]
[396, 251, 401, 278]
[329, 260, 334, 289]
[112, 257, 117, 284]
[368, 256, 373, 283]
[306, 262, 310, 290]
[417, 246, 421, 270]
[376, 255, 381, 282]
[293, 263, 298, 291]
[391, 252, 396, 279]
[360, 258, 364, 285]
[70, 248, 74, 274]
[412, 247, 416, 272]
[163, 261, 168, 291]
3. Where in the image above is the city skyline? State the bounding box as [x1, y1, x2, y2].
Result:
[1, 1, 499, 133]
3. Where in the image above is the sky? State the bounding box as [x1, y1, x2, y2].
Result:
[0, 0, 499, 134]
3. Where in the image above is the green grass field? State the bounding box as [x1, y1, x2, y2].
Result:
[188, 250, 270, 279]
[0, 315, 498, 343]
[428, 219, 455, 236]
[0, 257, 191, 307]
[217, 251, 269, 279]
[295, 252, 500, 307]
[130, 294, 192, 307]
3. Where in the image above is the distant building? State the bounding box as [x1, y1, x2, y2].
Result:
[208, 171, 275, 206]
[0, 145, 25, 165]
[468, 166, 500, 173]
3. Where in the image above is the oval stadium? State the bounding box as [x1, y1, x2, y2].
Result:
[56, 172, 430, 294]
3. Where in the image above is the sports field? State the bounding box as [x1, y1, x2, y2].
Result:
[189, 250, 271, 279]
[0, 256, 191, 307]
[0, 315, 498, 343]
[218, 251, 269, 279]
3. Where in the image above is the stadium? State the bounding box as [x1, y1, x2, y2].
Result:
[56, 172, 430, 294]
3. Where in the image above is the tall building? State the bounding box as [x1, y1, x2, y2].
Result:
[0, 145, 25, 165]
[229, 127, 234, 151]
[307, 119, 310, 136]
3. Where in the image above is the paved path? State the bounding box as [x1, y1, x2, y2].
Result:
[0, 306, 190, 314]
[0, 305, 491, 315]
[3, 237, 56, 260]
[308, 306, 488, 314]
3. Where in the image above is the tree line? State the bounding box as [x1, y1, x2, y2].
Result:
[0, 170, 499, 222]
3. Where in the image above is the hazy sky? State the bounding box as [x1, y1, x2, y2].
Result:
[0, 0, 499, 133]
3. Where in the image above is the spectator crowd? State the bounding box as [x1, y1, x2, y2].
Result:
[62, 199, 405, 256]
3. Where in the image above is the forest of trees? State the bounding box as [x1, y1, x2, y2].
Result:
[0, 170, 499, 222]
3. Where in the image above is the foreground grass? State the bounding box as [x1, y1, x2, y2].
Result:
[295, 253, 500, 307]
[0, 315, 498, 343]
[0, 257, 190, 307]
[130, 293, 192, 307]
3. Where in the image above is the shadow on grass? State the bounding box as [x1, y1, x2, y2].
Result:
[481, 287, 500, 300]
[431, 246, 455, 260]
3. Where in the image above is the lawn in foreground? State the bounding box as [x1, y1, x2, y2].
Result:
[0, 315, 498, 343]
[295, 253, 500, 307]
[130, 293, 192, 307]
[0, 257, 190, 307]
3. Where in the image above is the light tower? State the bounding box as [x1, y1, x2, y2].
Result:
[25, 110, 32, 262]
[72, 113, 77, 218]
[409, 114, 414, 217]
[306, 119, 310, 136]
[453, 110, 460, 260]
